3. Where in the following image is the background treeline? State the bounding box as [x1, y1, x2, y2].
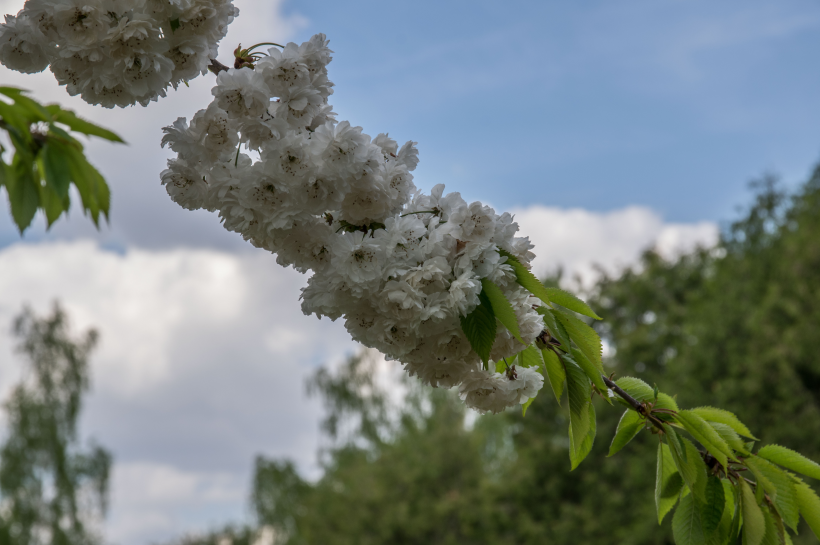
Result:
[3, 167, 820, 545]
[170, 165, 820, 545]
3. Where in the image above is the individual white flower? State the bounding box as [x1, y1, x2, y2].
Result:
[0, 15, 52, 73]
[404, 357, 474, 389]
[213, 68, 271, 119]
[160, 158, 208, 211]
[255, 43, 312, 97]
[459, 370, 517, 414]
[372, 133, 398, 159]
[52, 1, 110, 51]
[194, 103, 240, 161]
[331, 232, 384, 288]
[442, 201, 498, 244]
[258, 132, 315, 188]
[447, 271, 481, 316]
[501, 365, 545, 404]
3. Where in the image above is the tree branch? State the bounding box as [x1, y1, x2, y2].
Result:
[601, 374, 667, 430]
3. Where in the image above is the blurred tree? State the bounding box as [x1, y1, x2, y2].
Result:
[166, 166, 820, 544]
[0, 304, 112, 545]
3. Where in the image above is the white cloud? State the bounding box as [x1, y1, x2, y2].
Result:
[0, 241, 357, 545]
[0, 202, 718, 544]
[107, 462, 247, 545]
[512, 204, 718, 288]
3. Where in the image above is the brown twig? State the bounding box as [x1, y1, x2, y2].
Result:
[208, 59, 230, 75]
[601, 374, 667, 430]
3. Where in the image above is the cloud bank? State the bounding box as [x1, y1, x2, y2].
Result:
[0, 202, 716, 544]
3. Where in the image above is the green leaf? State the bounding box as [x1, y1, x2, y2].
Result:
[702, 476, 726, 536]
[569, 401, 595, 470]
[569, 347, 608, 394]
[38, 182, 66, 228]
[6, 156, 39, 233]
[481, 278, 523, 343]
[667, 428, 707, 502]
[460, 289, 497, 367]
[794, 479, 820, 540]
[745, 456, 799, 532]
[709, 422, 751, 456]
[540, 349, 564, 403]
[608, 409, 644, 457]
[760, 507, 783, 545]
[675, 410, 736, 469]
[691, 406, 758, 440]
[517, 345, 541, 369]
[39, 142, 72, 200]
[656, 442, 683, 524]
[563, 356, 591, 455]
[758, 445, 820, 481]
[673, 491, 705, 545]
[740, 479, 766, 545]
[615, 376, 654, 401]
[552, 308, 603, 368]
[497, 249, 554, 306]
[46, 106, 125, 143]
[715, 479, 737, 545]
[521, 395, 536, 416]
[169, 17, 181, 32]
[543, 286, 601, 320]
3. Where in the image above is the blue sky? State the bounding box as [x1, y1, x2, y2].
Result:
[282, 0, 820, 221]
[0, 1, 818, 543]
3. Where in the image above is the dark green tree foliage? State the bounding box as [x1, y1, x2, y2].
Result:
[0, 87, 123, 233]
[0, 304, 112, 545]
[168, 171, 820, 545]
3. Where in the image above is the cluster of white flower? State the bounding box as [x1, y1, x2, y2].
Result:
[160, 34, 546, 414]
[0, 0, 238, 107]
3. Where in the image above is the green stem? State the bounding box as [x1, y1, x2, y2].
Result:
[247, 42, 285, 52]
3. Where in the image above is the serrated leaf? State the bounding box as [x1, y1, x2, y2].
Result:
[46, 105, 125, 143]
[541, 349, 564, 403]
[481, 277, 523, 343]
[676, 410, 737, 469]
[758, 445, 820, 481]
[740, 479, 766, 545]
[538, 307, 570, 351]
[691, 406, 758, 440]
[38, 182, 66, 227]
[794, 479, 820, 540]
[497, 249, 554, 306]
[521, 394, 536, 416]
[569, 401, 595, 470]
[570, 347, 608, 394]
[609, 409, 643, 457]
[656, 442, 683, 523]
[553, 308, 603, 368]
[709, 422, 750, 456]
[714, 479, 737, 545]
[745, 456, 799, 532]
[517, 344, 541, 369]
[673, 491, 705, 545]
[543, 286, 602, 320]
[760, 507, 783, 545]
[615, 376, 654, 401]
[667, 428, 707, 502]
[564, 356, 591, 454]
[6, 157, 39, 233]
[702, 476, 726, 536]
[460, 289, 496, 366]
[39, 141, 73, 200]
